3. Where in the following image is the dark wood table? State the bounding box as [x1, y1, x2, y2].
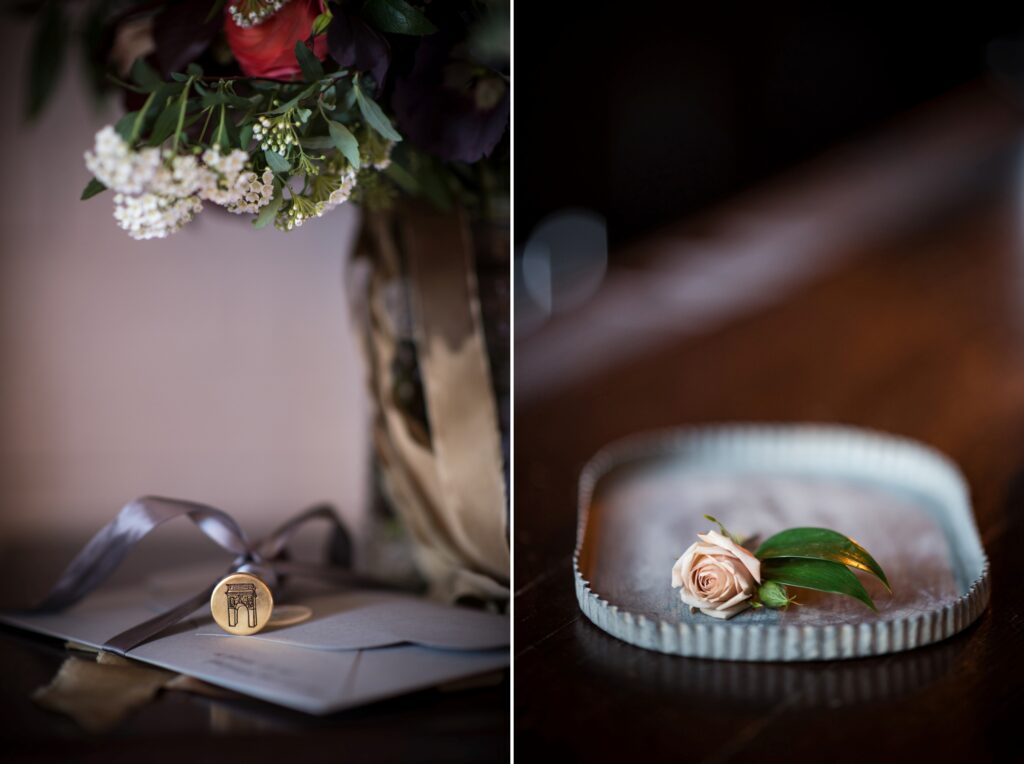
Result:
[0, 541, 509, 763]
[514, 84, 1024, 762]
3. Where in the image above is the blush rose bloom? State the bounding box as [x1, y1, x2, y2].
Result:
[225, 0, 329, 80]
[671, 530, 762, 620]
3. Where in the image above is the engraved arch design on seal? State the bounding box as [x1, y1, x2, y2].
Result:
[225, 582, 258, 628]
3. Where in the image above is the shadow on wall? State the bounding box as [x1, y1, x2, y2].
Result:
[0, 19, 370, 541]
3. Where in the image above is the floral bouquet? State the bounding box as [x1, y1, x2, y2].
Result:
[22, 0, 509, 239]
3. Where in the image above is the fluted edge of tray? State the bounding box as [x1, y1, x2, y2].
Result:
[573, 424, 992, 662]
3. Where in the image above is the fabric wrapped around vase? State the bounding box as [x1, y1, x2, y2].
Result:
[348, 200, 510, 607]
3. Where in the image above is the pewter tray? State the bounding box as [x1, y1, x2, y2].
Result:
[574, 425, 990, 661]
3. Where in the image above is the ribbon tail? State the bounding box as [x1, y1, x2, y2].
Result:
[103, 585, 215, 655]
[35, 497, 250, 612]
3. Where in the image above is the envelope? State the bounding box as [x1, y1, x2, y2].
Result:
[1, 573, 509, 715]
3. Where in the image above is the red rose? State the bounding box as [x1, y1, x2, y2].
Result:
[225, 0, 328, 80]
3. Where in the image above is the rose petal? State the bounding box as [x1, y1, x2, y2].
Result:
[697, 530, 761, 583]
[699, 600, 751, 619]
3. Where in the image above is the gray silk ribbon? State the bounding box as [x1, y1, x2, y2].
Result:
[33, 496, 378, 655]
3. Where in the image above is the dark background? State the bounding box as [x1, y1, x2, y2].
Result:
[515, 3, 1024, 249]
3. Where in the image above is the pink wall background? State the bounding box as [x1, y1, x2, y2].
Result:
[0, 19, 370, 542]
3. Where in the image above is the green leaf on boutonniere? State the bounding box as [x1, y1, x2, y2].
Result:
[755, 527, 891, 592]
[703, 514, 745, 546]
[762, 558, 877, 611]
[757, 580, 794, 609]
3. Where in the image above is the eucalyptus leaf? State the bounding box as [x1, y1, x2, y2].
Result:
[300, 136, 336, 150]
[328, 120, 360, 169]
[762, 558, 877, 612]
[253, 189, 283, 229]
[295, 40, 324, 82]
[239, 124, 253, 150]
[362, 0, 437, 35]
[354, 83, 402, 142]
[264, 150, 291, 174]
[756, 527, 891, 592]
[80, 178, 106, 201]
[269, 83, 319, 114]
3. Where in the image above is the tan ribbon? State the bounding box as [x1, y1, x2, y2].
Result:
[356, 204, 509, 603]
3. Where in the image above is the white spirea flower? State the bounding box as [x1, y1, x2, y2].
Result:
[84, 126, 161, 194]
[227, 169, 276, 215]
[323, 168, 358, 211]
[112, 193, 202, 240]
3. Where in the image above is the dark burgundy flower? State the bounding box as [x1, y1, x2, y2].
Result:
[391, 30, 509, 163]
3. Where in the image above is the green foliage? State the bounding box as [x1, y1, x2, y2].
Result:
[264, 150, 291, 174]
[757, 580, 793, 609]
[294, 41, 325, 82]
[354, 80, 402, 142]
[762, 558, 878, 612]
[26, 0, 69, 119]
[756, 527, 890, 591]
[311, 10, 333, 37]
[327, 120, 361, 169]
[80, 178, 106, 200]
[362, 0, 437, 35]
[253, 187, 283, 229]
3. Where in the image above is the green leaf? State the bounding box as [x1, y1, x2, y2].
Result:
[311, 10, 333, 36]
[757, 580, 792, 609]
[269, 83, 319, 114]
[148, 101, 182, 145]
[130, 57, 163, 92]
[362, 0, 437, 35]
[354, 82, 402, 142]
[294, 40, 324, 82]
[299, 136, 335, 150]
[756, 527, 891, 592]
[204, 0, 228, 23]
[114, 110, 139, 141]
[239, 123, 253, 149]
[25, 0, 69, 119]
[327, 120, 361, 169]
[80, 178, 106, 201]
[383, 162, 418, 194]
[264, 150, 291, 174]
[253, 188, 283, 229]
[762, 558, 878, 612]
[186, 62, 204, 77]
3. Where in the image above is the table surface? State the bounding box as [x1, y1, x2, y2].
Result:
[0, 541, 509, 763]
[514, 84, 1024, 762]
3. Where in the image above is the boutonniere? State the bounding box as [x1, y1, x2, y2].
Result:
[671, 515, 890, 620]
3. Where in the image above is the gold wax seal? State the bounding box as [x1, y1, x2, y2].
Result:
[210, 572, 274, 636]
